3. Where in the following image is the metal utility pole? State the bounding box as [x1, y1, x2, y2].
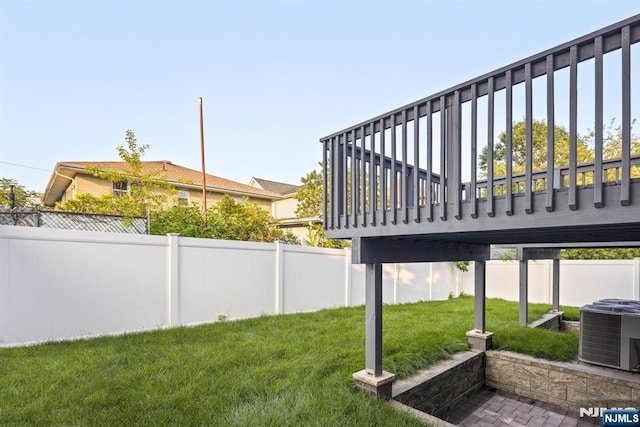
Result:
[199, 97, 207, 225]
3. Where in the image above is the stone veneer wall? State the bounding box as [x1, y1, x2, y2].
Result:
[529, 311, 563, 330]
[561, 320, 580, 333]
[392, 351, 484, 418]
[485, 350, 640, 411]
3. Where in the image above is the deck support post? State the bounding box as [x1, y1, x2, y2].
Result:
[519, 259, 528, 325]
[467, 260, 493, 350]
[552, 259, 560, 311]
[353, 262, 395, 398]
[516, 248, 562, 321]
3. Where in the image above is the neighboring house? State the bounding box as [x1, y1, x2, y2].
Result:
[249, 177, 320, 240]
[43, 161, 281, 211]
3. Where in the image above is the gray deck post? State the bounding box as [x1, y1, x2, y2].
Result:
[474, 260, 486, 333]
[365, 262, 383, 375]
[519, 259, 528, 325]
[552, 259, 560, 311]
[467, 260, 493, 350]
[352, 262, 395, 398]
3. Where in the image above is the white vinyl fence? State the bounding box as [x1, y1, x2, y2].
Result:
[1, 225, 639, 347]
[459, 259, 640, 307]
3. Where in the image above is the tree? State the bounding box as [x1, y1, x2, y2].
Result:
[150, 195, 299, 244]
[207, 195, 289, 242]
[60, 193, 144, 216]
[480, 119, 640, 260]
[0, 178, 39, 208]
[150, 205, 208, 237]
[295, 166, 350, 249]
[562, 247, 640, 260]
[479, 119, 594, 179]
[596, 118, 640, 159]
[294, 168, 323, 219]
[59, 130, 175, 216]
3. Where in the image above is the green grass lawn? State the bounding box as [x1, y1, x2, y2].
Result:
[0, 296, 578, 426]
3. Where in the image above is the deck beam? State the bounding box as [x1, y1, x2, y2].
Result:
[352, 237, 490, 264]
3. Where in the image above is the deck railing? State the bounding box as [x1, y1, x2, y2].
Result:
[321, 14, 640, 237]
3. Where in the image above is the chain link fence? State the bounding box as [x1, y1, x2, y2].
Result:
[0, 207, 148, 234]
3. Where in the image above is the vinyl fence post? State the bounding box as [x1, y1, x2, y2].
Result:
[275, 242, 284, 314]
[167, 233, 180, 327]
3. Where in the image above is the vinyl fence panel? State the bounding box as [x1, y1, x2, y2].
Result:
[2, 225, 639, 348]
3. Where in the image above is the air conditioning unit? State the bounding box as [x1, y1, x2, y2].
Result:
[579, 299, 640, 372]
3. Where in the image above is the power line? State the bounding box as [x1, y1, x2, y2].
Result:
[0, 161, 50, 173]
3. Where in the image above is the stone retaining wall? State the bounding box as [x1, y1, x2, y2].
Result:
[529, 311, 563, 331]
[485, 351, 640, 411]
[561, 320, 580, 333]
[392, 351, 484, 418]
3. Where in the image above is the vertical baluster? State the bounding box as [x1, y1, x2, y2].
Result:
[471, 84, 478, 218]
[440, 95, 447, 221]
[546, 54, 555, 212]
[594, 37, 604, 208]
[401, 110, 409, 224]
[380, 118, 387, 225]
[525, 63, 533, 214]
[332, 136, 340, 229]
[370, 123, 377, 226]
[426, 101, 433, 222]
[391, 114, 397, 224]
[342, 132, 349, 228]
[505, 70, 514, 215]
[487, 77, 495, 217]
[333, 137, 340, 229]
[413, 105, 420, 223]
[361, 125, 367, 227]
[351, 129, 359, 226]
[323, 139, 329, 230]
[569, 45, 578, 210]
[621, 26, 631, 206]
[452, 90, 462, 220]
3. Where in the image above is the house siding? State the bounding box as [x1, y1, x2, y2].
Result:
[56, 176, 272, 213]
[75, 175, 112, 198]
[272, 198, 298, 220]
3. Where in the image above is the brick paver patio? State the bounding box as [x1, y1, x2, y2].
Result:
[445, 387, 599, 426]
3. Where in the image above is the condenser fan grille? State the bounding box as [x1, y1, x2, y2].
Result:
[580, 310, 621, 367]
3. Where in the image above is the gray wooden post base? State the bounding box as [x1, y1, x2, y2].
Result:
[352, 370, 396, 399]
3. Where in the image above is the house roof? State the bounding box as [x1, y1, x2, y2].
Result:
[43, 161, 281, 206]
[250, 177, 302, 196]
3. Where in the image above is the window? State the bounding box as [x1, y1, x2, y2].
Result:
[178, 189, 189, 206]
[112, 181, 128, 197]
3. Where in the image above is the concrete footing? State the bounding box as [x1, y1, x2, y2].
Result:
[466, 330, 494, 351]
[352, 369, 396, 399]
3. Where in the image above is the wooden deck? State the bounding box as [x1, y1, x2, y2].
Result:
[323, 14, 640, 383]
[321, 14, 640, 247]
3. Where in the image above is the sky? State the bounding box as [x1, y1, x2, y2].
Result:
[1, 0, 639, 193]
